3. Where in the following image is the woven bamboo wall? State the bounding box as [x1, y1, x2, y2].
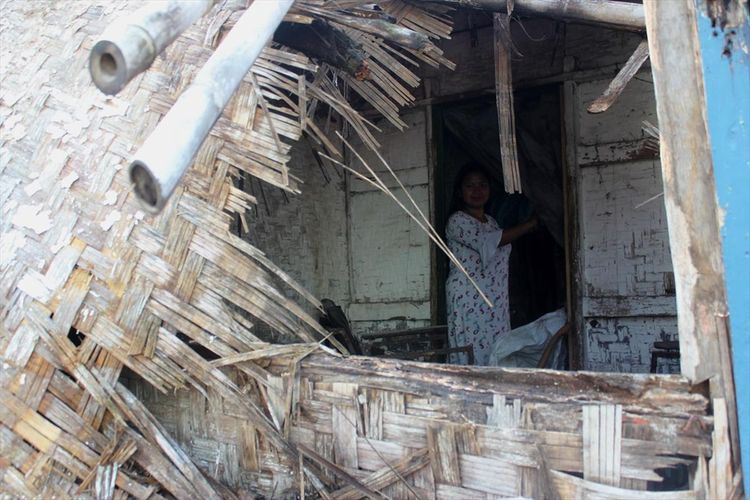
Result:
[128, 353, 715, 498]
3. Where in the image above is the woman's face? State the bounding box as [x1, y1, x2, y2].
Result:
[461, 172, 490, 210]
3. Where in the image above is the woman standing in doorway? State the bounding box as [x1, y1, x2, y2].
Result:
[446, 164, 538, 365]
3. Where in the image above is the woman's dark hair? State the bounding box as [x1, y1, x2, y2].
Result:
[448, 162, 492, 216]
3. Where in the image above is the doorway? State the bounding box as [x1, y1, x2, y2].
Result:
[432, 85, 567, 347]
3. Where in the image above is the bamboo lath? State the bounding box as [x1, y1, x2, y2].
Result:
[0, 0, 727, 498]
[124, 354, 714, 498]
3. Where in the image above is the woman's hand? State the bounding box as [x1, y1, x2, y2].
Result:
[528, 215, 540, 231]
[499, 215, 539, 246]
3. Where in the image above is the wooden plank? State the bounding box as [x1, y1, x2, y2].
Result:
[442, 0, 645, 30]
[588, 40, 650, 114]
[709, 398, 732, 500]
[583, 404, 622, 487]
[562, 78, 584, 370]
[364, 389, 384, 441]
[643, 0, 740, 469]
[300, 354, 707, 415]
[331, 383, 359, 470]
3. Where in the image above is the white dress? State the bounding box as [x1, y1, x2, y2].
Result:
[446, 211, 511, 365]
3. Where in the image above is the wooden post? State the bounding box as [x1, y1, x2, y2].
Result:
[562, 78, 582, 371]
[643, 0, 740, 474]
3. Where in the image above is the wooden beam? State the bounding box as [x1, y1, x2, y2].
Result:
[301, 353, 707, 415]
[441, 0, 645, 30]
[587, 39, 649, 114]
[643, 0, 740, 471]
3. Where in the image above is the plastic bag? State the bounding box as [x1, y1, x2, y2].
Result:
[488, 308, 566, 369]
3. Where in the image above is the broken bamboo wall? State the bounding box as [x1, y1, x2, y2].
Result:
[0, 1, 730, 498]
[127, 352, 714, 498]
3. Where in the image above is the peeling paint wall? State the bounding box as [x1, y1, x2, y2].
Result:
[244, 141, 350, 340]
[347, 110, 432, 334]
[577, 76, 679, 374]
[245, 111, 431, 339]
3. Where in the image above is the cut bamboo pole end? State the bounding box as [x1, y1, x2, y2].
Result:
[129, 0, 295, 213]
[90, 0, 215, 95]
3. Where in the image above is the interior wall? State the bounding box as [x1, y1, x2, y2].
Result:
[243, 140, 350, 340]
[346, 110, 432, 334]
[244, 111, 432, 340]
[576, 75, 678, 373]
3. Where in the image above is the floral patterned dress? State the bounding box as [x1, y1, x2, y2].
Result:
[446, 211, 511, 365]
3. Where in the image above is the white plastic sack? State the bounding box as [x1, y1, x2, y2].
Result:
[488, 308, 566, 368]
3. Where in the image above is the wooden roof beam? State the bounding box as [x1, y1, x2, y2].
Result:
[441, 0, 645, 31]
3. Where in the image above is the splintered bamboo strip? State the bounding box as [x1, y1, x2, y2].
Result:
[427, 424, 462, 486]
[331, 448, 429, 500]
[494, 13, 522, 194]
[550, 470, 699, 499]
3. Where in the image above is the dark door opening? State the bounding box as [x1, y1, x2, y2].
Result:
[433, 85, 567, 358]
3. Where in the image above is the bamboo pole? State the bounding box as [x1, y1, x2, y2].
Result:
[494, 13, 522, 194]
[90, 0, 215, 95]
[439, 0, 645, 31]
[129, 0, 295, 213]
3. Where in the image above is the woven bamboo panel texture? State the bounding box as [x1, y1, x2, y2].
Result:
[0, 0, 729, 498]
[129, 353, 715, 498]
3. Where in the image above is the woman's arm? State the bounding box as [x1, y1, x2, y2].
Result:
[499, 216, 538, 246]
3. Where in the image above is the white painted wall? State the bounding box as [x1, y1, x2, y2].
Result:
[576, 75, 679, 373]
[244, 140, 350, 340]
[346, 110, 432, 333]
[245, 110, 432, 339]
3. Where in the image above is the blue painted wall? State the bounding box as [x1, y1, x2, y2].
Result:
[696, 5, 750, 495]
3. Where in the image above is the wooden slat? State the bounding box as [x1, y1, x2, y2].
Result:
[427, 424, 461, 486]
[331, 383, 360, 470]
[583, 404, 622, 486]
[588, 40, 650, 114]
